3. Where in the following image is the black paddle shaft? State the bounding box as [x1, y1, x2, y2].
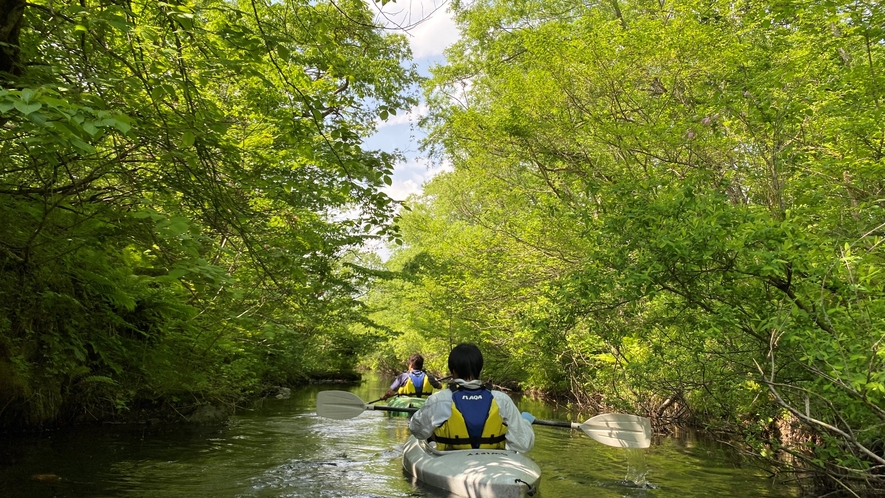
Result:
[368, 405, 419, 414]
[531, 419, 571, 428]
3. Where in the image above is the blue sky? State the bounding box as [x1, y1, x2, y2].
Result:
[364, 0, 460, 202]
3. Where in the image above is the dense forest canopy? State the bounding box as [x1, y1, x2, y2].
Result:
[2, 0, 885, 495]
[0, 0, 416, 426]
[363, 0, 885, 494]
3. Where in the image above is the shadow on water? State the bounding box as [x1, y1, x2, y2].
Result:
[0, 374, 798, 497]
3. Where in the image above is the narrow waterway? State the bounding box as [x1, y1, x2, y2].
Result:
[0, 374, 797, 497]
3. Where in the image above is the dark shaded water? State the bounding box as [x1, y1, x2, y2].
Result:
[0, 375, 797, 497]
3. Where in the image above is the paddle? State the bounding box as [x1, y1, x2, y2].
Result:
[316, 390, 652, 449]
[532, 415, 651, 449]
[318, 390, 419, 419]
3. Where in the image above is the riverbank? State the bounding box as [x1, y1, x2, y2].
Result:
[0, 371, 364, 433]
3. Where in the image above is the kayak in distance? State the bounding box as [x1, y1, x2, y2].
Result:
[402, 435, 541, 498]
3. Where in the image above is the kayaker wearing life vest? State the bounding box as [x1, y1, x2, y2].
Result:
[408, 343, 535, 453]
[382, 353, 441, 400]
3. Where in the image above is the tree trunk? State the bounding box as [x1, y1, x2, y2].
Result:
[0, 0, 25, 77]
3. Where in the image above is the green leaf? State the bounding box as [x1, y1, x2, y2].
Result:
[165, 217, 190, 236]
[13, 100, 42, 115]
[182, 130, 195, 146]
[109, 118, 131, 134]
[167, 268, 188, 279]
[83, 121, 99, 136]
[70, 138, 95, 152]
[105, 14, 131, 32]
[28, 112, 46, 125]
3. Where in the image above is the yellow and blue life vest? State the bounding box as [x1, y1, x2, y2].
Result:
[398, 371, 434, 397]
[433, 387, 508, 450]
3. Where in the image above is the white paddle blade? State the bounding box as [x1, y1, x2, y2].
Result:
[316, 390, 368, 420]
[579, 414, 652, 449]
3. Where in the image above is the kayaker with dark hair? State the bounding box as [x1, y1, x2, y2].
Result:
[408, 343, 535, 453]
[382, 353, 441, 400]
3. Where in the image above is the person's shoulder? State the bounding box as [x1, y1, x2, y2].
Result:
[426, 388, 453, 403]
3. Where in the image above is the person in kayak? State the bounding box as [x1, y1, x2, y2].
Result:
[408, 343, 535, 453]
[382, 353, 441, 400]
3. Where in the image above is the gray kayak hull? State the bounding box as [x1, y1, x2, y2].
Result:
[402, 435, 541, 498]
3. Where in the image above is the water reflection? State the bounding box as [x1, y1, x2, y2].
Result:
[0, 375, 797, 498]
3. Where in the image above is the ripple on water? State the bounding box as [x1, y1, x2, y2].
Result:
[248, 455, 409, 497]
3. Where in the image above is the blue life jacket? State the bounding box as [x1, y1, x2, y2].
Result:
[454, 388, 491, 439]
[433, 387, 507, 450]
[398, 371, 434, 397]
[408, 371, 426, 396]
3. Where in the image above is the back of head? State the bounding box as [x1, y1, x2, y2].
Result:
[448, 343, 483, 380]
[408, 353, 424, 370]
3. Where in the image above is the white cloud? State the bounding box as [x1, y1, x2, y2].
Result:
[384, 178, 422, 201]
[406, 5, 459, 59]
[369, 0, 459, 59]
[384, 155, 453, 201]
[375, 102, 428, 129]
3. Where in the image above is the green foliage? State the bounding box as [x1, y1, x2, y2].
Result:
[367, 0, 885, 492]
[0, 0, 418, 427]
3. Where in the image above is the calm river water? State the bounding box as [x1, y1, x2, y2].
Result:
[0, 374, 797, 497]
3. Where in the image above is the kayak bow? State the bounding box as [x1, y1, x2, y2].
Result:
[402, 435, 541, 498]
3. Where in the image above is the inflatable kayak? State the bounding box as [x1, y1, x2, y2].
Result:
[386, 396, 427, 417]
[402, 435, 540, 498]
